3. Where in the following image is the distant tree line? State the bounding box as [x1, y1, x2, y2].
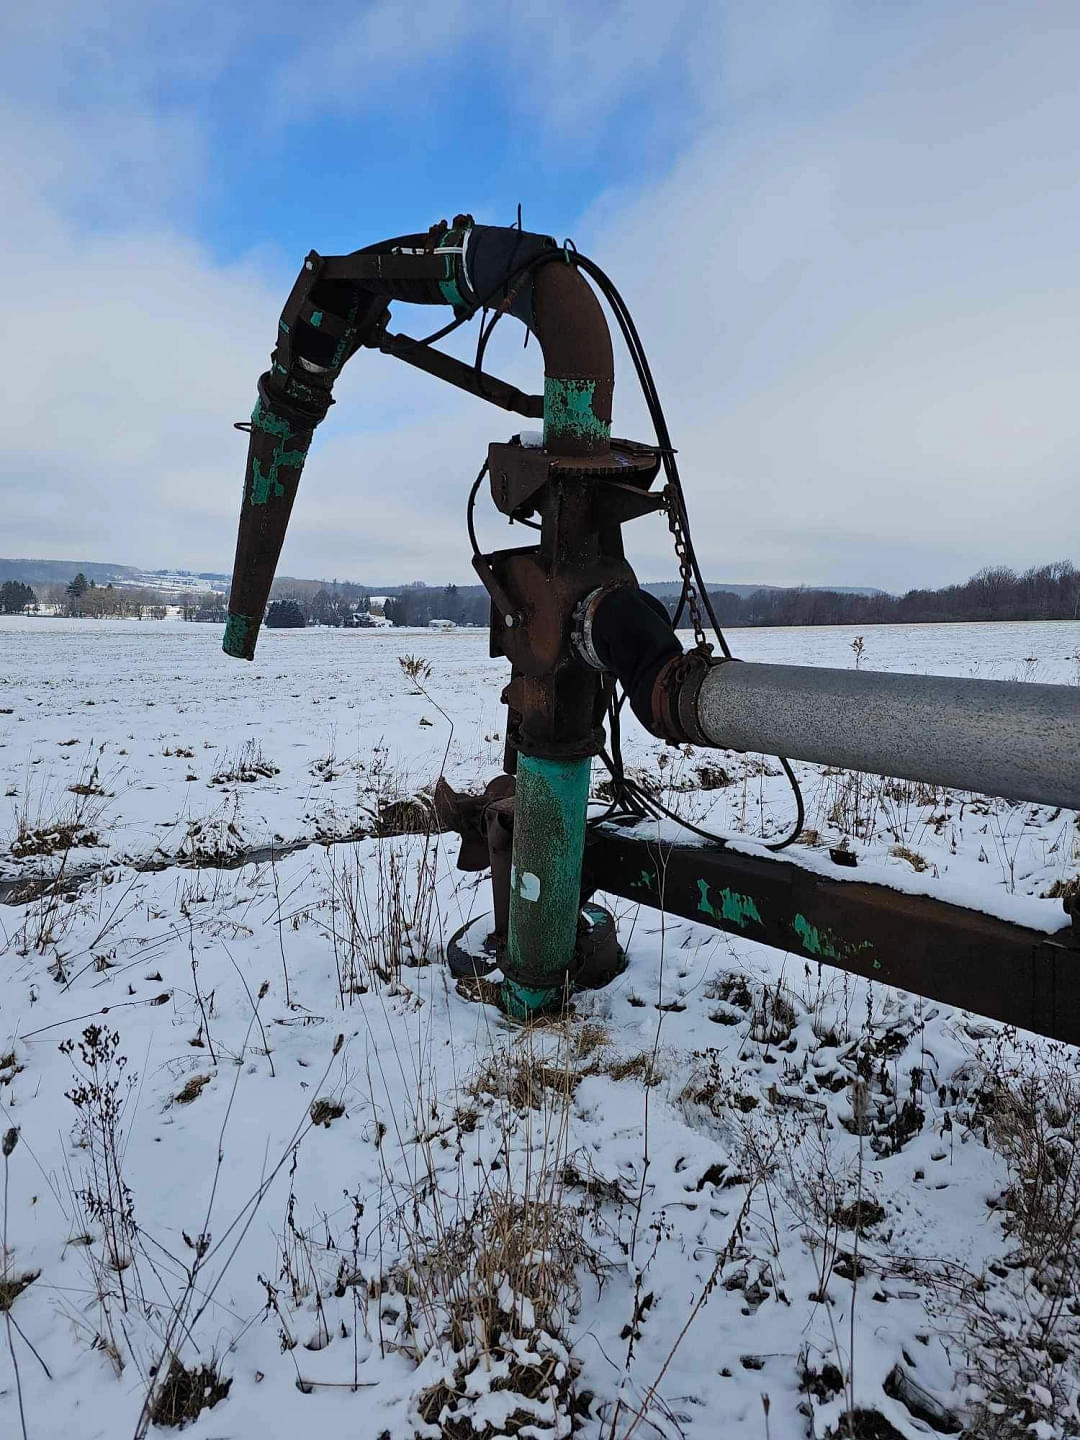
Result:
[693, 561, 1080, 629]
[263, 585, 373, 629]
[384, 584, 487, 627]
[6, 560, 1077, 632]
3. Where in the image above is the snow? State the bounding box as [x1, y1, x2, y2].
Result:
[0, 615, 1077, 1438]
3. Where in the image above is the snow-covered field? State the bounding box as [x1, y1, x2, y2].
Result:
[0, 616, 1078, 1439]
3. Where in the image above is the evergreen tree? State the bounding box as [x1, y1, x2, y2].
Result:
[265, 599, 306, 629]
[0, 580, 36, 613]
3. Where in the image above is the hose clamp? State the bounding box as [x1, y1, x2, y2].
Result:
[651, 648, 730, 746]
[571, 583, 633, 672]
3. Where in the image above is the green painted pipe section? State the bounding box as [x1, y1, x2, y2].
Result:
[222, 612, 253, 659]
[501, 753, 592, 1019]
[542, 377, 611, 450]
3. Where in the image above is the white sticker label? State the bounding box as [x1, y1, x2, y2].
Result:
[514, 868, 541, 902]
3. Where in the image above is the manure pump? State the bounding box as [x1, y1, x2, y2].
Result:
[224, 217, 1080, 1043]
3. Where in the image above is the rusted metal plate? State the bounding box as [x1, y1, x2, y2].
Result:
[584, 829, 1080, 1045]
[486, 548, 633, 676]
[488, 439, 660, 519]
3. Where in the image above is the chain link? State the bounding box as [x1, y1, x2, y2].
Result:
[663, 484, 712, 654]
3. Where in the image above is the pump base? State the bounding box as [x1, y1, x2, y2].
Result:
[447, 905, 625, 992]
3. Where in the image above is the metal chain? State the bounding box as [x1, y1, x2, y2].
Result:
[663, 484, 712, 654]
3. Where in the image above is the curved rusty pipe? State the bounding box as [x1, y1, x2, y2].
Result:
[225, 224, 613, 660]
[530, 261, 613, 456]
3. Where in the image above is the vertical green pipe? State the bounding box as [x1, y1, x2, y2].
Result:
[501, 754, 592, 1019]
[500, 266, 613, 1018]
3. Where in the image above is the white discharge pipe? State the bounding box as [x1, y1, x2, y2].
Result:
[694, 662, 1080, 811]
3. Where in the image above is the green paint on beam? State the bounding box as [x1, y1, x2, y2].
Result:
[543, 377, 610, 447]
[792, 913, 880, 969]
[222, 612, 252, 658]
[309, 310, 323, 327]
[697, 879, 763, 930]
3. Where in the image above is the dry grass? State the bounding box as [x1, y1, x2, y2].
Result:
[308, 1097, 345, 1128]
[0, 1270, 38, 1313]
[1042, 874, 1079, 902]
[466, 1048, 580, 1110]
[917, 1048, 1080, 1435]
[149, 1355, 231, 1428]
[209, 739, 278, 785]
[590, 1049, 665, 1087]
[888, 843, 930, 872]
[371, 1025, 602, 1438]
[172, 1074, 211, 1105]
[324, 825, 441, 1001]
[8, 744, 113, 859]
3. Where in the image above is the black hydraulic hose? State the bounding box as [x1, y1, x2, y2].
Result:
[587, 586, 682, 731]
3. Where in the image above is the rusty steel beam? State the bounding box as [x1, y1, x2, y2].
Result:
[584, 828, 1080, 1045]
[376, 331, 544, 417]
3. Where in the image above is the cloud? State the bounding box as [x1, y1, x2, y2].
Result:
[272, 0, 701, 135]
[582, 0, 1080, 588]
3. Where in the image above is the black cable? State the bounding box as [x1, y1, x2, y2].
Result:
[466, 461, 488, 559]
[564, 250, 803, 848]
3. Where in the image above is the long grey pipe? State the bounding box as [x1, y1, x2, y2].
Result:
[694, 663, 1080, 811]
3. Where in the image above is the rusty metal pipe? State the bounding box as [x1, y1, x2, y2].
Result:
[692, 661, 1080, 811]
[531, 262, 614, 456]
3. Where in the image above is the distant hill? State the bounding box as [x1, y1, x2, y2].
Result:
[1, 558, 886, 602]
[275, 579, 889, 601]
[0, 558, 142, 586]
[0, 559, 225, 596]
[642, 581, 886, 600]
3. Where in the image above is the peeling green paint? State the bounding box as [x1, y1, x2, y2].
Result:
[697, 879, 763, 930]
[543, 377, 611, 447]
[283, 375, 321, 405]
[248, 399, 310, 505]
[308, 310, 323, 327]
[793, 913, 879, 968]
[222, 612, 252, 658]
[250, 398, 292, 439]
[630, 867, 655, 891]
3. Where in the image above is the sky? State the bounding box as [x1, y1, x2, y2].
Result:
[1, 0, 1078, 592]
